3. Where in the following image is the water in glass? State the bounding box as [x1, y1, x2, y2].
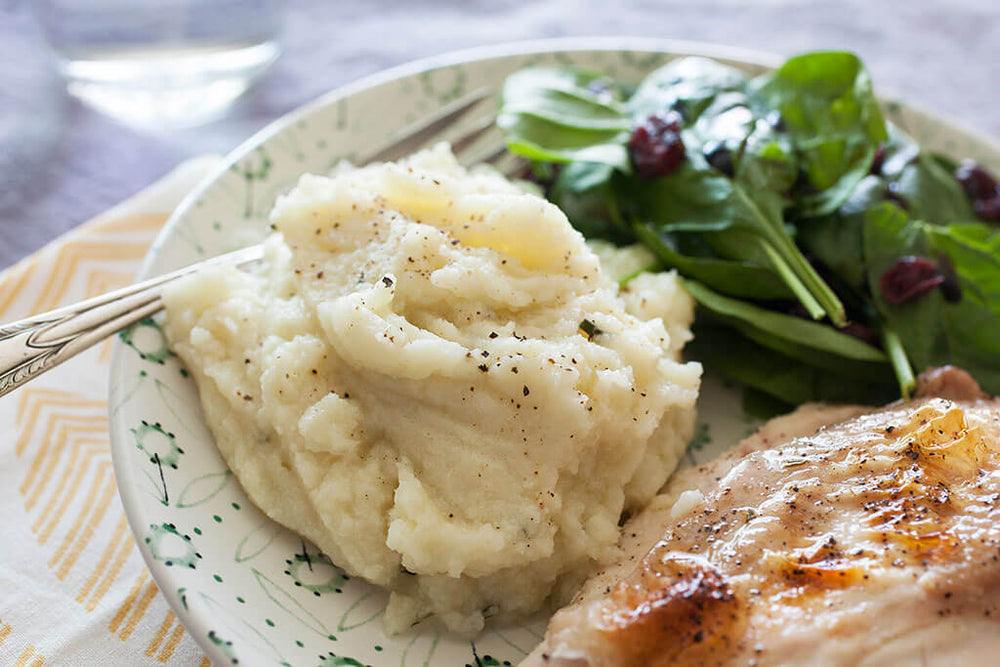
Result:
[36, 0, 281, 128]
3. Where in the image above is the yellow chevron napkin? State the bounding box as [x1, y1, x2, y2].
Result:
[0, 157, 221, 667]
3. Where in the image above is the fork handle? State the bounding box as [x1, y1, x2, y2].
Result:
[0, 244, 264, 398]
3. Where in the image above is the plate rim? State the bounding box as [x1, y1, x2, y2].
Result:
[138, 35, 1000, 281]
[107, 36, 1000, 666]
[139, 36, 785, 273]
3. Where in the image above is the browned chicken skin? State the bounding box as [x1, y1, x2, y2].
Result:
[524, 367, 1000, 666]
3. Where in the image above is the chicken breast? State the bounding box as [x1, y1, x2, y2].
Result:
[523, 367, 1000, 666]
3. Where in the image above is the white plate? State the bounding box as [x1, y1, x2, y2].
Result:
[108, 37, 1000, 666]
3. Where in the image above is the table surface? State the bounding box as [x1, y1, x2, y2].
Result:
[1, 0, 998, 272]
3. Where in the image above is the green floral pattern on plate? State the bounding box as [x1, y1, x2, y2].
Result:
[107, 38, 1000, 667]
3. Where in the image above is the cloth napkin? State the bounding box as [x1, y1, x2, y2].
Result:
[0, 157, 221, 666]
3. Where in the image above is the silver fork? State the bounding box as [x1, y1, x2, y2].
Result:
[0, 87, 515, 399]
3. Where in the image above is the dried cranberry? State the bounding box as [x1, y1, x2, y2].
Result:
[838, 321, 881, 347]
[973, 195, 1000, 220]
[628, 112, 686, 179]
[935, 252, 962, 303]
[869, 144, 886, 175]
[955, 160, 997, 199]
[784, 301, 812, 319]
[787, 302, 880, 346]
[878, 256, 945, 305]
[955, 159, 1000, 220]
[704, 141, 735, 177]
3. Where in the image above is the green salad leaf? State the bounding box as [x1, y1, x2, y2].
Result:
[863, 204, 1000, 394]
[752, 51, 888, 216]
[497, 50, 998, 406]
[689, 326, 897, 407]
[634, 224, 792, 299]
[896, 153, 977, 222]
[682, 278, 888, 372]
[497, 67, 631, 167]
[625, 151, 845, 324]
[627, 57, 748, 123]
[545, 162, 630, 242]
[796, 124, 979, 294]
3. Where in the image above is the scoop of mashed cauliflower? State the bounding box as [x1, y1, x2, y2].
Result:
[162, 144, 701, 635]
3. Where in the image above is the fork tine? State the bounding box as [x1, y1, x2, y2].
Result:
[351, 84, 521, 178]
[457, 137, 528, 179]
[448, 113, 498, 157]
[356, 87, 494, 165]
[466, 140, 508, 167]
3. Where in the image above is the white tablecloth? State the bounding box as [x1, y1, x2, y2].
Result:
[0, 158, 218, 666]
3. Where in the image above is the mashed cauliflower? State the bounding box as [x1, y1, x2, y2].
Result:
[162, 145, 701, 635]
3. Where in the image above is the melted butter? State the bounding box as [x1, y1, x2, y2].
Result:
[899, 399, 989, 480]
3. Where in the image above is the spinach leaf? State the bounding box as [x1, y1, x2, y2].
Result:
[798, 125, 978, 297]
[895, 155, 977, 223]
[499, 56, 847, 324]
[624, 159, 735, 228]
[698, 227, 788, 271]
[689, 325, 897, 405]
[682, 278, 887, 368]
[738, 115, 798, 194]
[873, 125, 976, 222]
[863, 204, 1000, 394]
[628, 71, 845, 324]
[634, 223, 792, 299]
[498, 67, 631, 167]
[687, 90, 756, 153]
[752, 52, 888, 216]
[626, 156, 846, 324]
[496, 52, 993, 406]
[797, 205, 868, 292]
[627, 57, 748, 124]
[878, 123, 921, 178]
[548, 162, 632, 243]
[795, 170, 900, 295]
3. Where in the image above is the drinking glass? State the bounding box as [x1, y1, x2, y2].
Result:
[35, 0, 281, 129]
